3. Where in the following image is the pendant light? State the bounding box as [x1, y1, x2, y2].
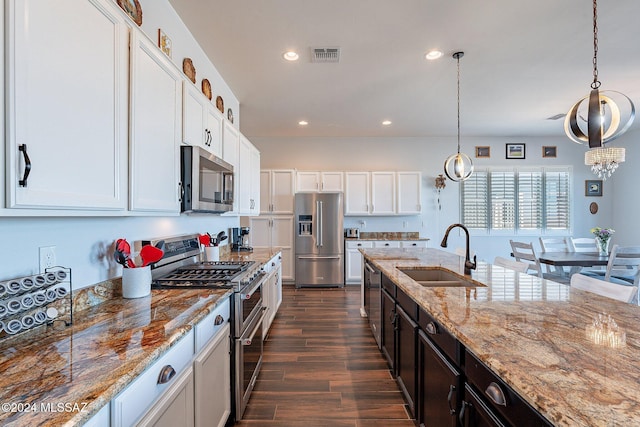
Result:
[444, 52, 474, 182]
[564, 0, 635, 180]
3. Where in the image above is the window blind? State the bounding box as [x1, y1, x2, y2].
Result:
[461, 171, 489, 229]
[544, 170, 571, 231]
[518, 171, 543, 230]
[490, 171, 515, 230]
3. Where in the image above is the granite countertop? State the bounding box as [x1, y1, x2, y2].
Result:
[361, 247, 640, 426]
[0, 248, 279, 426]
[346, 231, 429, 241]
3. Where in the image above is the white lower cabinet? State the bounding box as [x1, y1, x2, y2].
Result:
[194, 323, 231, 427]
[263, 253, 283, 335]
[137, 367, 194, 427]
[401, 240, 428, 248]
[249, 216, 294, 282]
[111, 330, 195, 426]
[373, 241, 401, 249]
[345, 241, 374, 284]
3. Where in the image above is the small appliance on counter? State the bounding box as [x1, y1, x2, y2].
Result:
[231, 227, 253, 252]
[345, 228, 360, 238]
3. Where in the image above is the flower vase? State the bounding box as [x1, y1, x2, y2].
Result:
[596, 238, 610, 256]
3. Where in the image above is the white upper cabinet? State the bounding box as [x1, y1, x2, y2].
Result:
[397, 171, 422, 215]
[296, 171, 343, 192]
[182, 82, 222, 157]
[370, 172, 396, 215]
[6, 0, 128, 211]
[344, 171, 420, 216]
[128, 30, 183, 213]
[261, 170, 295, 214]
[222, 121, 240, 214]
[238, 134, 260, 215]
[345, 172, 370, 215]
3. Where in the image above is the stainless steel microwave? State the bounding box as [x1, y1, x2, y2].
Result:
[180, 146, 234, 214]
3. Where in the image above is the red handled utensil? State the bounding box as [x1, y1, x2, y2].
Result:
[198, 234, 211, 246]
[140, 245, 164, 267]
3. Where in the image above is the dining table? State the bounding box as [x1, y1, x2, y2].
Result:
[538, 251, 609, 267]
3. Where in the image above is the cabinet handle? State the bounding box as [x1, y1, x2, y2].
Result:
[384, 243, 390, 247]
[214, 314, 225, 325]
[425, 321, 438, 335]
[321, 182, 324, 190]
[459, 400, 469, 425]
[178, 182, 184, 202]
[447, 384, 457, 415]
[18, 144, 32, 187]
[157, 365, 176, 384]
[485, 382, 508, 406]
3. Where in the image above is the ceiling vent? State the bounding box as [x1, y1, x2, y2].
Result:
[311, 47, 340, 63]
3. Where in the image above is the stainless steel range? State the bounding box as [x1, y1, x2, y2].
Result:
[135, 234, 266, 421]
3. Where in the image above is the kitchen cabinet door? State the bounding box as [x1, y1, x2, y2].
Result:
[222, 120, 239, 214]
[250, 146, 261, 215]
[296, 172, 321, 192]
[345, 240, 373, 284]
[238, 134, 260, 215]
[249, 216, 294, 282]
[7, 0, 128, 211]
[371, 172, 396, 215]
[137, 367, 195, 427]
[262, 170, 295, 214]
[418, 330, 462, 427]
[129, 30, 182, 213]
[194, 323, 231, 427]
[321, 172, 344, 192]
[396, 305, 418, 418]
[380, 289, 396, 371]
[182, 83, 206, 149]
[204, 106, 223, 157]
[397, 171, 422, 215]
[345, 172, 370, 215]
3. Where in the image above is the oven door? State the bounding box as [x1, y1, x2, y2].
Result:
[235, 275, 265, 337]
[235, 309, 265, 420]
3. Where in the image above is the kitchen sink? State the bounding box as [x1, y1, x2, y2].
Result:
[397, 268, 485, 288]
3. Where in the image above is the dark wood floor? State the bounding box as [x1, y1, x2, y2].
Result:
[234, 285, 414, 427]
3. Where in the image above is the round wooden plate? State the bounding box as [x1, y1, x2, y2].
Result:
[216, 96, 224, 114]
[201, 79, 212, 100]
[227, 108, 234, 123]
[117, 0, 142, 26]
[590, 202, 598, 214]
[183, 58, 196, 84]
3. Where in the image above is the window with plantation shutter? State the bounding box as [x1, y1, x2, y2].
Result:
[461, 167, 571, 233]
[461, 171, 489, 229]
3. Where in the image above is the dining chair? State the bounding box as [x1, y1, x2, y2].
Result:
[539, 237, 572, 276]
[582, 244, 640, 289]
[570, 273, 636, 303]
[494, 256, 529, 273]
[510, 240, 569, 283]
[569, 237, 598, 253]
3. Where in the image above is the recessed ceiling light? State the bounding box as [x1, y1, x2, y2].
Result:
[283, 51, 299, 61]
[382, 120, 392, 126]
[298, 120, 308, 126]
[425, 50, 443, 60]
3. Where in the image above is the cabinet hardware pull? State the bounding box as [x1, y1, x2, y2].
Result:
[485, 382, 508, 406]
[365, 263, 375, 274]
[447, 384, 457, 415]
[214, 314, 225, 325]
[425, 321, 438, 335]
[459, 400, 469, 425]
[157, 365, 176, 384]
[18, 144, 31, 187]
[178, 182, 184, 202]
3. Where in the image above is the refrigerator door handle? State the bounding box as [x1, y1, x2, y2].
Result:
[317, 200, 323, 247]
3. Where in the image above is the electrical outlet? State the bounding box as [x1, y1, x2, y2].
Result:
[39, 246, 57, 272]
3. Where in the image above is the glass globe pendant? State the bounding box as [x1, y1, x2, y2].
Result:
[443, 52, 473, 182]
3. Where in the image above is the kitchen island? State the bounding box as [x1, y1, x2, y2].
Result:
[362, 247, 640, 426]
[0, 248, 279, 426]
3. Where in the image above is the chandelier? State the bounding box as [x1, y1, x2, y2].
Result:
[564, 0, 635, 180]
[443, 52, 473, 182]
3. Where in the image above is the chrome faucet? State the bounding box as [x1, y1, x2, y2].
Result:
[440, 223, 477, 275]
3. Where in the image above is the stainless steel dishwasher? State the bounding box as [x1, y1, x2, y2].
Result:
[364, 261, 381, 349]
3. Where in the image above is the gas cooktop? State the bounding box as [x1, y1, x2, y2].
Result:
[152, 260, 254, 289]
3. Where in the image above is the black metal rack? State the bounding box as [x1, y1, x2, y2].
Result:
[0, 266, 72, 339]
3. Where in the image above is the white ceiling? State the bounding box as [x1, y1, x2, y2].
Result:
[168, 0, 640, 139]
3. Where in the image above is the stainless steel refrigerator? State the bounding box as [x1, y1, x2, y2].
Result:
[295, 192, 344, 288]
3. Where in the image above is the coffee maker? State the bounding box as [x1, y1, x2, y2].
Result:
[231, 227, 252, 252]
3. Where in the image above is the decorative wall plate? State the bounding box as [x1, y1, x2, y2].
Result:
[216, 96, 224, 114]
[183, 58, 196, 84]
[227, 108, 234, 123]
[590, 202, 599, 214]
[201, 79, 212, 100]
[117, 0, 142, 26]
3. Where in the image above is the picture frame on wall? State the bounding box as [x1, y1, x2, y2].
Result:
[475, 146, 490, 158]
[542, 146, 557, 158]
[506, 143, 526, 159]
[585, 180, 603, 197]
[158, 28, 172, 58]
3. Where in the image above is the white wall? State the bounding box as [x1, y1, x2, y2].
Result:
[0, 0, 240, 289]
[611, 128, 640, 245]
[253, 133, 629, 262]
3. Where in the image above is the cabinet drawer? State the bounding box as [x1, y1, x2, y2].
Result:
[400, 241, 428, 248]
[195, 297, 231, 353]
[346, 240, 374, 249]
[396, 287, 417, 321]
[373, 241, 401, 248]
[465, 349, 552, 427]
[418, 308, 459, 365]
[111, 329, 195, 427]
